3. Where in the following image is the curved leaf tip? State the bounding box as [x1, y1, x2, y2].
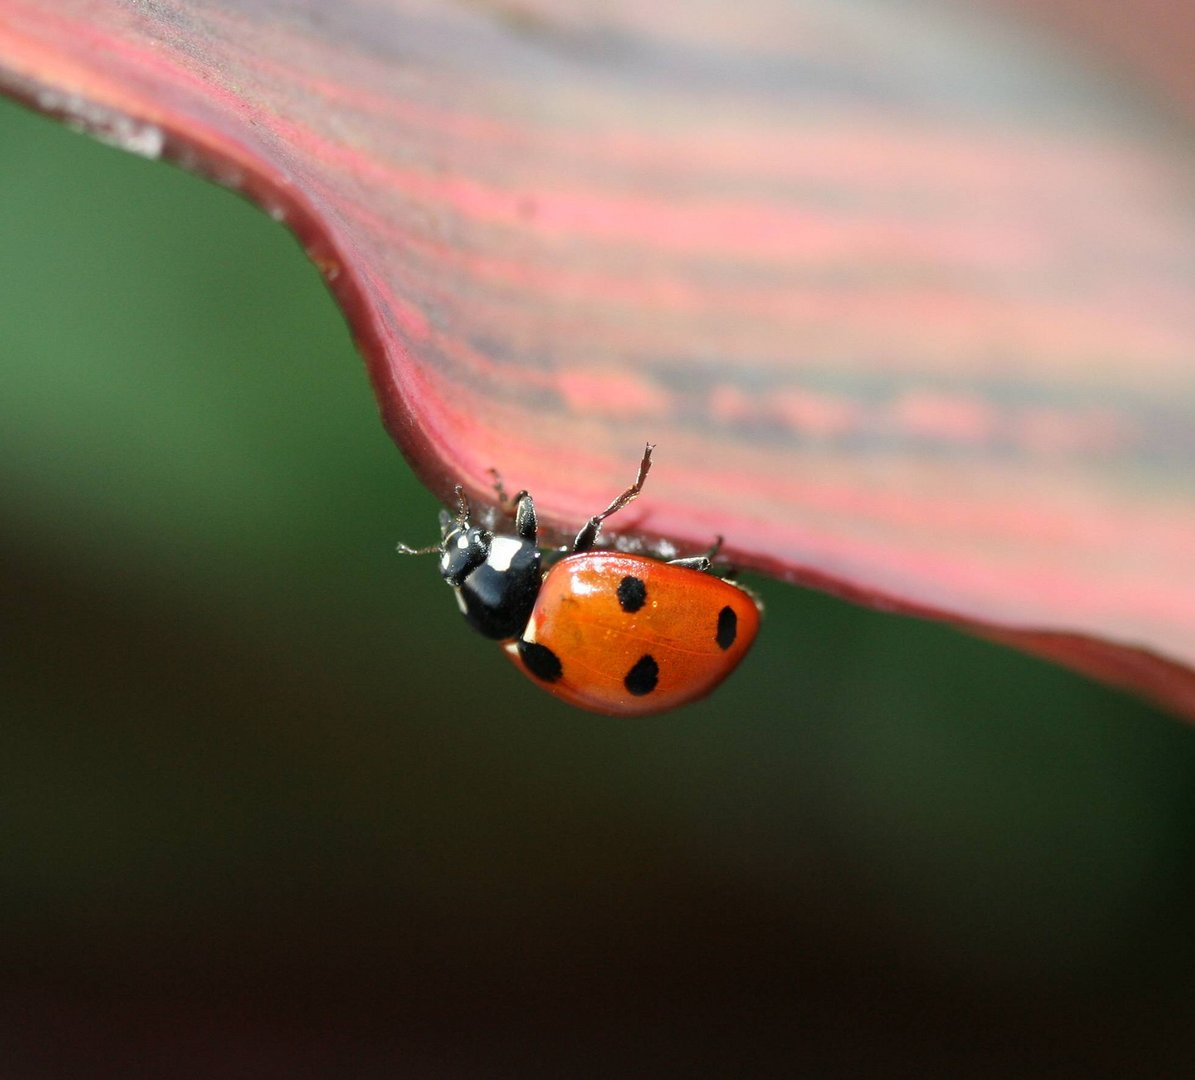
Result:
[2, 0, 1195, 715]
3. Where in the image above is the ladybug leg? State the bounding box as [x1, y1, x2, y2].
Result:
[669, 535, 728, 574]
[489, 468, 536, 541]
[488, 467, 523, 512]
[513, 490, 538, 543]
[488, 467, 509, 506]
[667, 534, 722, 572]
[572, 443, 655, 552]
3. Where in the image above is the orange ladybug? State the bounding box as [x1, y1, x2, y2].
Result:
[399, 445, 761, 716]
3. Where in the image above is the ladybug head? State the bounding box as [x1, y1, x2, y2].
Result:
[433, 485, 494, 587]
[397, 484, 493, 585]
[400, 480, 545, 642]
[438, 517, 493, 587]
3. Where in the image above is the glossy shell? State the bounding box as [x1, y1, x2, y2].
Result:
[503, 552, 761, 716]
[455, 535, 542, 640]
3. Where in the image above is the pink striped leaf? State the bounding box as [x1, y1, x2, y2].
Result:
[1, 1, 1194, 715]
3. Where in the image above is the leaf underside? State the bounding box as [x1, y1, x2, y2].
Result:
[1, 0, 1193, 715]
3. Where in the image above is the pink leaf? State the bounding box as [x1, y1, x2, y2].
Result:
[2, 0, 1194, 715]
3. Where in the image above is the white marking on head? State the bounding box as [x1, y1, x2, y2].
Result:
[486, 536, 523, 573]
[456, 534, 470, 550]
[440, 553, 451, 572]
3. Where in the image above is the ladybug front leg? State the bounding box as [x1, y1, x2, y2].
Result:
[513, 491, 537, 543]
[572, 443, 655, 552]
[487, 467, 537, 542]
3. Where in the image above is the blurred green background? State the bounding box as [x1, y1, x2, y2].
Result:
[3, 94, 1195, 1075]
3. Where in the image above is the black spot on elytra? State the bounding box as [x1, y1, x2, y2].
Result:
[519, 639, 562, 683]
[716, 605, 737, 650]
[617, 575, 647, 613]
[624, 654, 659, 696]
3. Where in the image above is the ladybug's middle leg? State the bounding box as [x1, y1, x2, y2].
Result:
[573, 442, 655, 553]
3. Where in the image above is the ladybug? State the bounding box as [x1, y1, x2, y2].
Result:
[398, 445, 760, 716]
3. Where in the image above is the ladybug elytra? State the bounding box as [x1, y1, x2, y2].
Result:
[398, 445, 761, 716]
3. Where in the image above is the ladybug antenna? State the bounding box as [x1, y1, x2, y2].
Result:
[453, 484, 471, 524]
[398, 484, 474, 556]
[396, 540, 440, 556]
[573, 442, 654, 552]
